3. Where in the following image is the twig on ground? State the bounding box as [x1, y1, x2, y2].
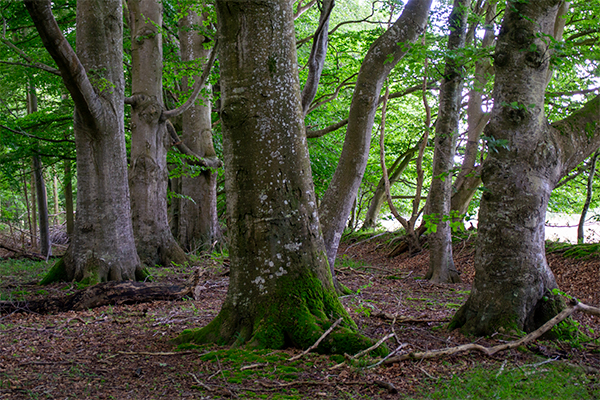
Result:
[374, 379, 398, 393]
[496, 360, 507, 378]
[117, 350, 198, 356]
[240, 363, 269, 371]
[383, 300, 600, 365]
[289, 317, 343, 361]
[331, 332, 395, 369]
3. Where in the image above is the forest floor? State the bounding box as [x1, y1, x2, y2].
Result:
[1, 232, 600, 399]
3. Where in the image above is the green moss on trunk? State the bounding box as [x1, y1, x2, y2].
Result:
[39, 258, 69, 285]
[175, 273, 387, 357]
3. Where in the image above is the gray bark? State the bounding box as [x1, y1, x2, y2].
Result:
[177, 0, 370, 353]
[451, 0, 600, 335]
[318, 0, 432, 289]
[33, 154, 51, 259]
[25, 0, 143, 283]
[362, 145, 418, 230]
[425, 0, 470, 284]
[63, 159, 74, 236]
[127, 0, 188, 267]
[174, 6, 221, 252]
[578, 151, 599, 243]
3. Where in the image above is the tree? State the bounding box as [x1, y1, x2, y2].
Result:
[317, 0, 432, 291]
[451, 0, 600, 335]
[176, 0, 380, 354]
[172, 2, 222, 252]
[25, 0, 143, 283]
[425, 0, 470, 284]
[126, 0, 189, 267]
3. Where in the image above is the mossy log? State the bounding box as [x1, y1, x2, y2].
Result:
[0, 281, 191, 315]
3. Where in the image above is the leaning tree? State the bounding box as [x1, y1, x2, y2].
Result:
[451, 0, 600, 335]
[25, 0, 144, 283]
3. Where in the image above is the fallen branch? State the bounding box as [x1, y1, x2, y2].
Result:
[383, 300, 600, 365]
[331, 332, 395, 369]
[288, 317, 343, 361]
[372, 312, 450, 324]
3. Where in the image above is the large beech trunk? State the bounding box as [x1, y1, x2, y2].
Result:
[26, 0, 143, 283]
[451, 0, 600, 335]
[318, 0, 431, 291]
[127, 0, 188, 267]
[175, 7, 221, 252]
[425, 0, 469, 284]
[176, 0, 379, 355]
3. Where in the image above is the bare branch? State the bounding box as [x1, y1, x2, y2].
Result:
[0, 123, 74, 144]
[294, 0, 317, 20]
[1, 38, 61, 76]
[163, 40, 218, 119]
[306, 118, 348, 138]
[307, 73, 357, 114]
[166, 120, 222, 169]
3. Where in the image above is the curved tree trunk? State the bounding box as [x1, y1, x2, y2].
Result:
[425, 0, 469, 284]
[26, 0, 143, 283]
[451, 0, 600, 335]
[362, 145, 417, 230]
[127, 0, 188, 268]
[578, 150, 599, 243]
[175, 6, 221, 253]
[176, 0, 379, 355]
[318, 0, 432, 291]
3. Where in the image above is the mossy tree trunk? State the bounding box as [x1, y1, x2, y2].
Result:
[317, 0, 431, 291]
[451, 0, 600, 335]
[425, 0, 469, 284]
[176, 0, 380, 355]
[126, 0, 188, 268]
[26, 0, 143, 283]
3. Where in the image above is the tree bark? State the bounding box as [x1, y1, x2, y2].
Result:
[33, 154, 51, 259]
[578, 151, 599, 243]
[425, 0, 469, 284]
[176, 0, 380, 355]
[25, 0, 143, 283]
[361, 145, 418, 230]
[63, 159, 74, 236]
[318, 0, 431, 291]
[174, 4, 221, 253]
[451, 0, 600, 335]
[127, 0, 188, 268]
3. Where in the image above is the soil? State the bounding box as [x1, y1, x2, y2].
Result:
[1, 235, 599, 399]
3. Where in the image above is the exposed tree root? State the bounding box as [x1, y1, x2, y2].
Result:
[382, 300, 600, 365]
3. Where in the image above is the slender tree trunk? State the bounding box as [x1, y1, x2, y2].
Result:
[451, 0, 600, 335]
[425, 0, 469, 284]
[33, 155, 51, 258]
[362, 145, 417, 230]
[578, 151, 599, 244]
[63, 159, 74, 236]
[22, 172, 33, 248]
[318, 0, 431, 291]
[52, 174, 59, 225]
[176, 5, 221, 252]
[127, 0, 188, 267]
[26, 0, 143, 283]
[30, 168, 37, 250]
[176, 0, 380, 355]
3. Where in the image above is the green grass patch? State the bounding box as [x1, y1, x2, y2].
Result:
[420, 361, 599, 399]
[0, 258, 53, 299]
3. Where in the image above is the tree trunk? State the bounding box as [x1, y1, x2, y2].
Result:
[451, 0, 600, 335]
[578, 151, 599, 243]
[318, 0, 431, 291]
[175, 5, 221, 253]
[33, 154, 51, 259]
[64, 159, 74, 236]
[26, 0, 143, 283]
[30, 168, 37, 250]
[362, 145, 417, 230]
[425, 0, 469, 284]
[176, 0, 380, 355]
[127, 0, 188, 267]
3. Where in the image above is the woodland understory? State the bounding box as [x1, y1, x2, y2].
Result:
[1, 234, 600, 400]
